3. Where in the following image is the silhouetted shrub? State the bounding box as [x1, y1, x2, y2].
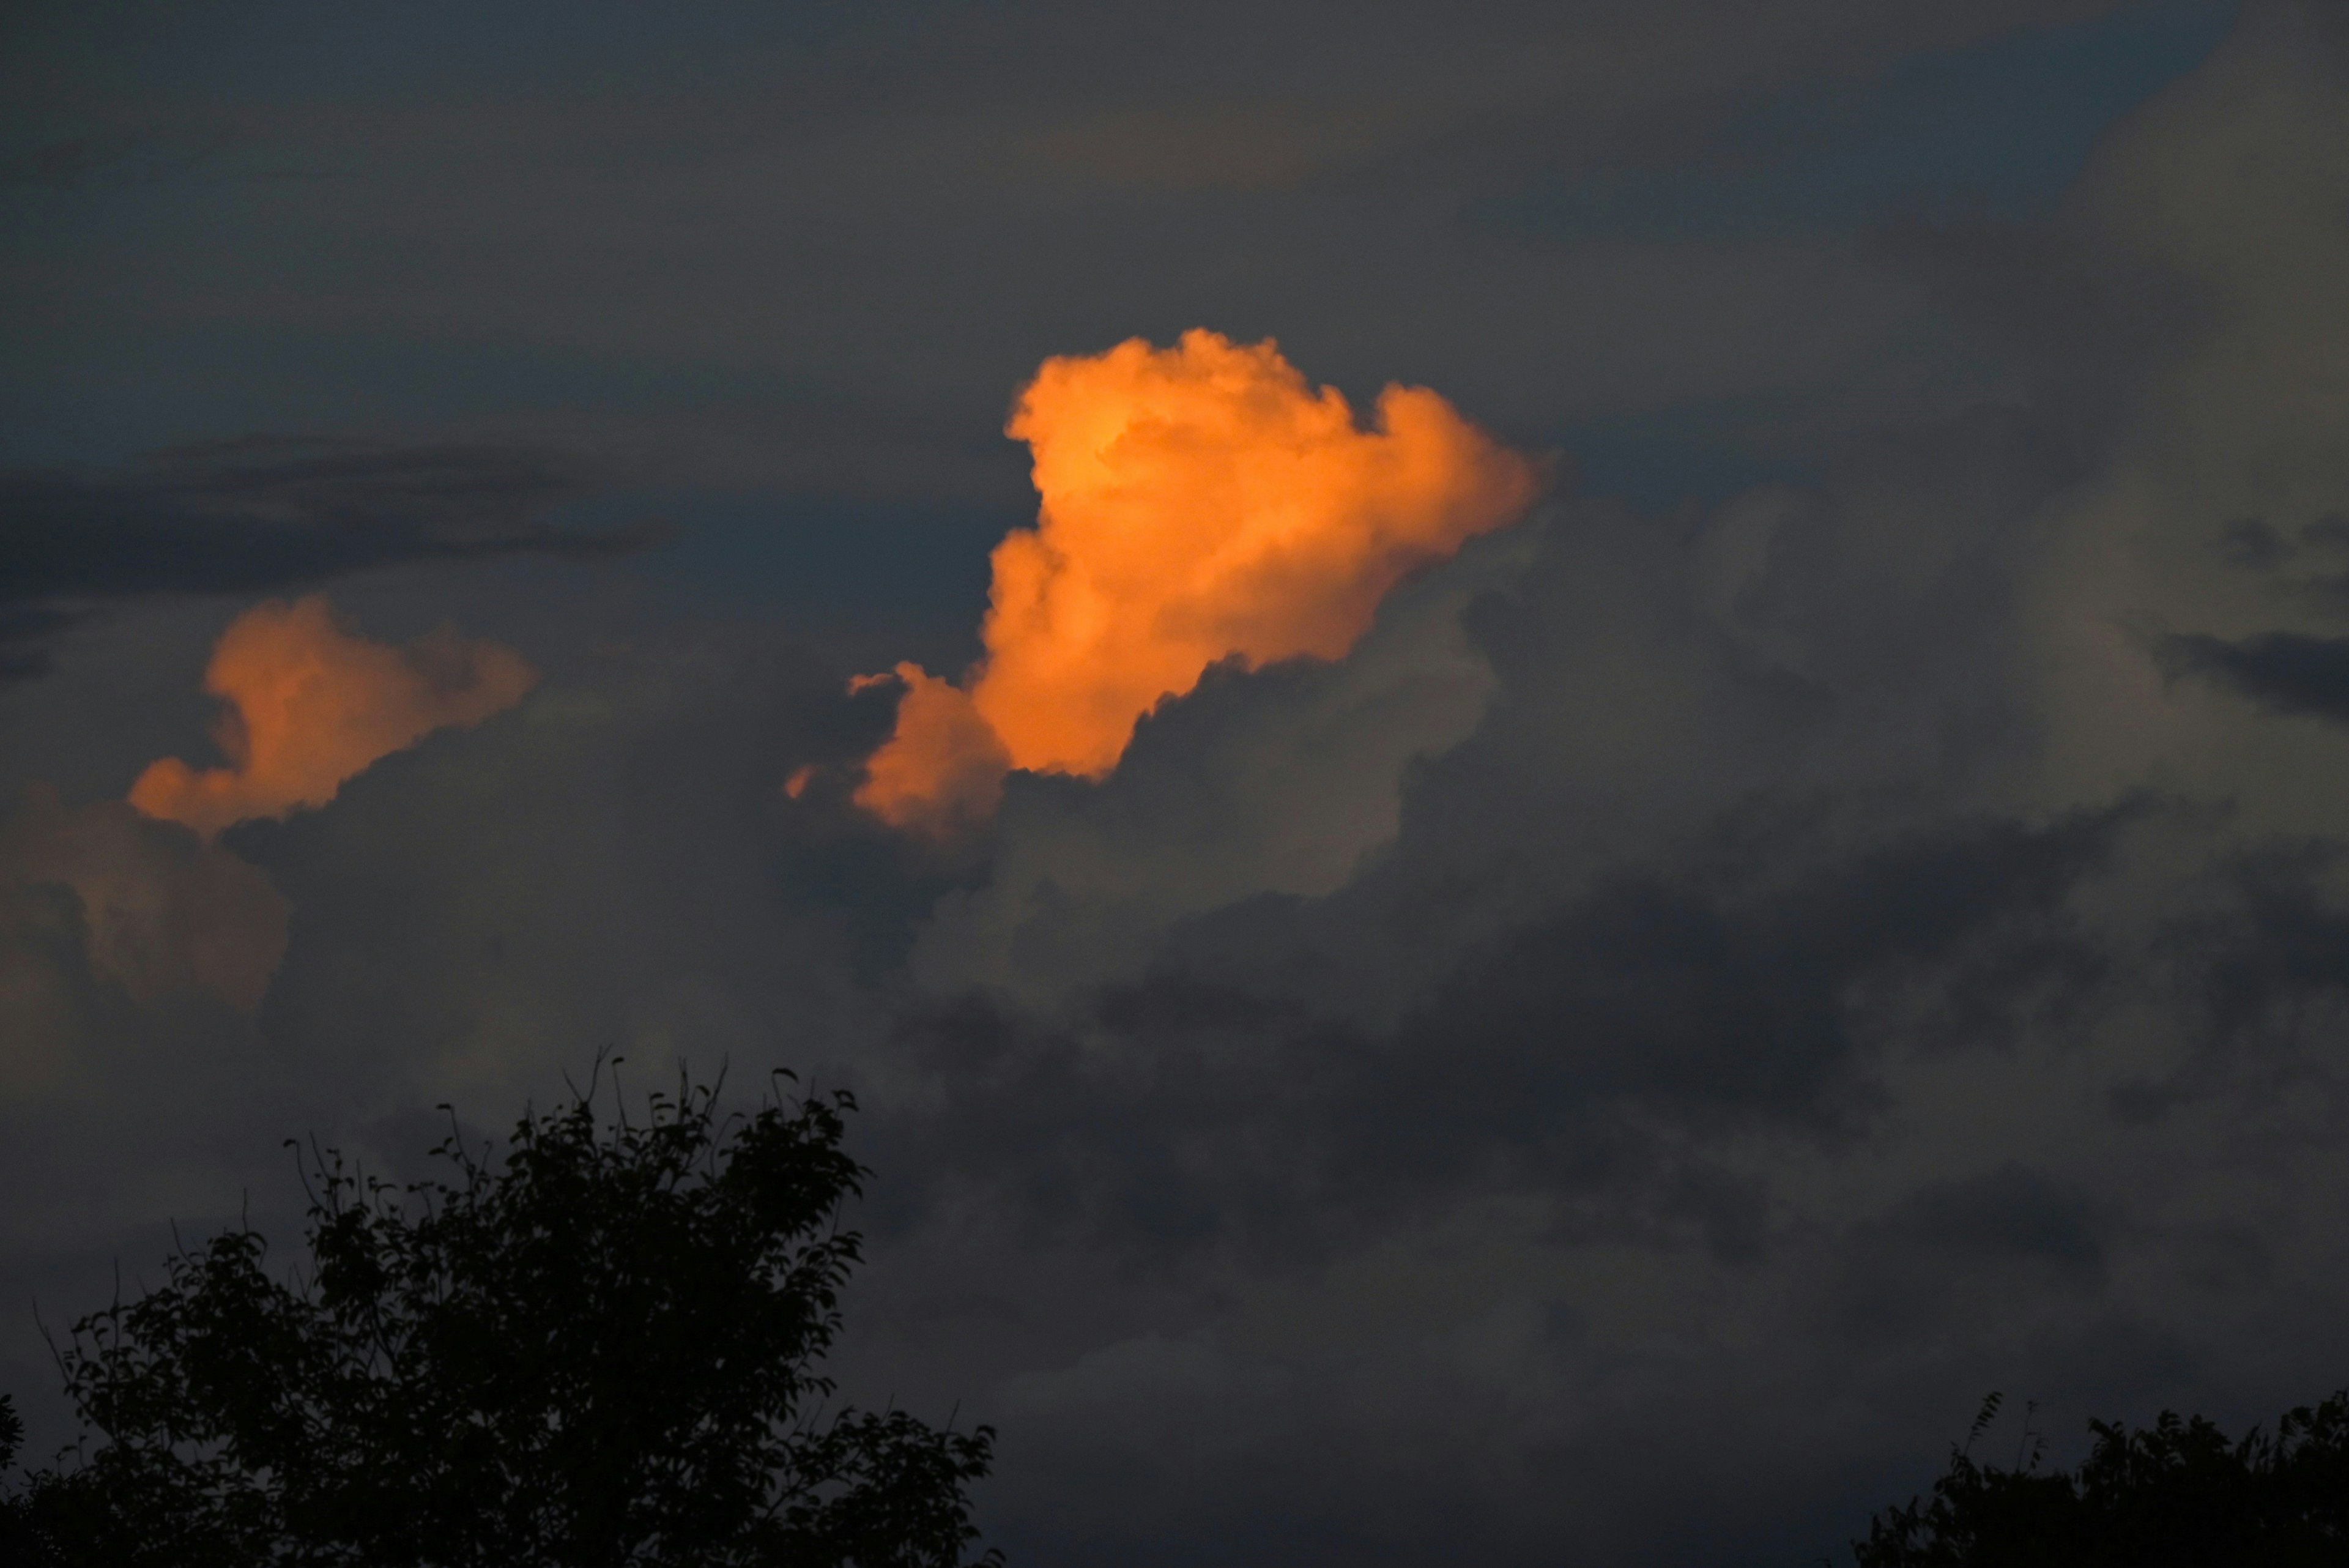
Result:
[1856, 1388, 2349, 1567]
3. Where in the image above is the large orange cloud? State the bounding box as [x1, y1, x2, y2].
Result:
[855, 330, 1542, 833]
[129, 595, 537, 839]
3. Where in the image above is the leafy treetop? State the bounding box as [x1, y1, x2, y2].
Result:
[15, 1061, 999, 1568]
[1855, 1388, 2349, 1567]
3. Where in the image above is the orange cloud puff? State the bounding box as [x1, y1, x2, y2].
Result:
[855, 330, 1541, 833]
[129, 595, 536, 839]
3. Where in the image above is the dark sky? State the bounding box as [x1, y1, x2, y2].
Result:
[6, 0, 2349, 1561]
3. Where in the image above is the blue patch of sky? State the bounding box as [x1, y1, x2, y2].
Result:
[1, 307, 1021, 661]
[1505, 0, 2233, 510]
[1540, 403, 1820, 515]
[1480, 0, 2235, 246]
[0, 0, 987, 109]
[0, 323, 841, 466]
[1, 0, 2243, 523]
[560, 488, 1017, 672]
[1548, 303, 2024, 510]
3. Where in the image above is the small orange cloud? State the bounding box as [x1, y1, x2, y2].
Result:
[852, 663, 1015, 838]
[854, 330, 1542, 834]
[129, 595, 537, 839]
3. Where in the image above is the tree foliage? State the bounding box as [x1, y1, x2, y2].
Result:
[1855, 1388, 2349, 1567]
[11, 1065, 998, 1567]
[1, 1392, 36, 1563]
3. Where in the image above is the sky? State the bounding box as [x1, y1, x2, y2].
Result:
[4, 0, 2348, 1560]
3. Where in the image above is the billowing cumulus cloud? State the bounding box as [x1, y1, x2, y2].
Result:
[854, 331, 1541, 834]
[0, 787, 288, 1016]
[127, 595, 538, 839]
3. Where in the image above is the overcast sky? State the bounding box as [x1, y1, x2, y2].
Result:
[6, 0, 2349, 1561]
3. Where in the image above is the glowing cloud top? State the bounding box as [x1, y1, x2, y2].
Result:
[855, 330, 1542, 835]
[129, 595, 538, 839]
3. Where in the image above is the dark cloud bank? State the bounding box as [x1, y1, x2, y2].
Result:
[6, 3, 2349, 1566]
[0, 436, 656, 678]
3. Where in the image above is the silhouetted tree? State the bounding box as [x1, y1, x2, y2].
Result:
[14, 1065, 998, 1567]
[0, 1391, 43, 1566]
[1855, 1388, 2349, 1567]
